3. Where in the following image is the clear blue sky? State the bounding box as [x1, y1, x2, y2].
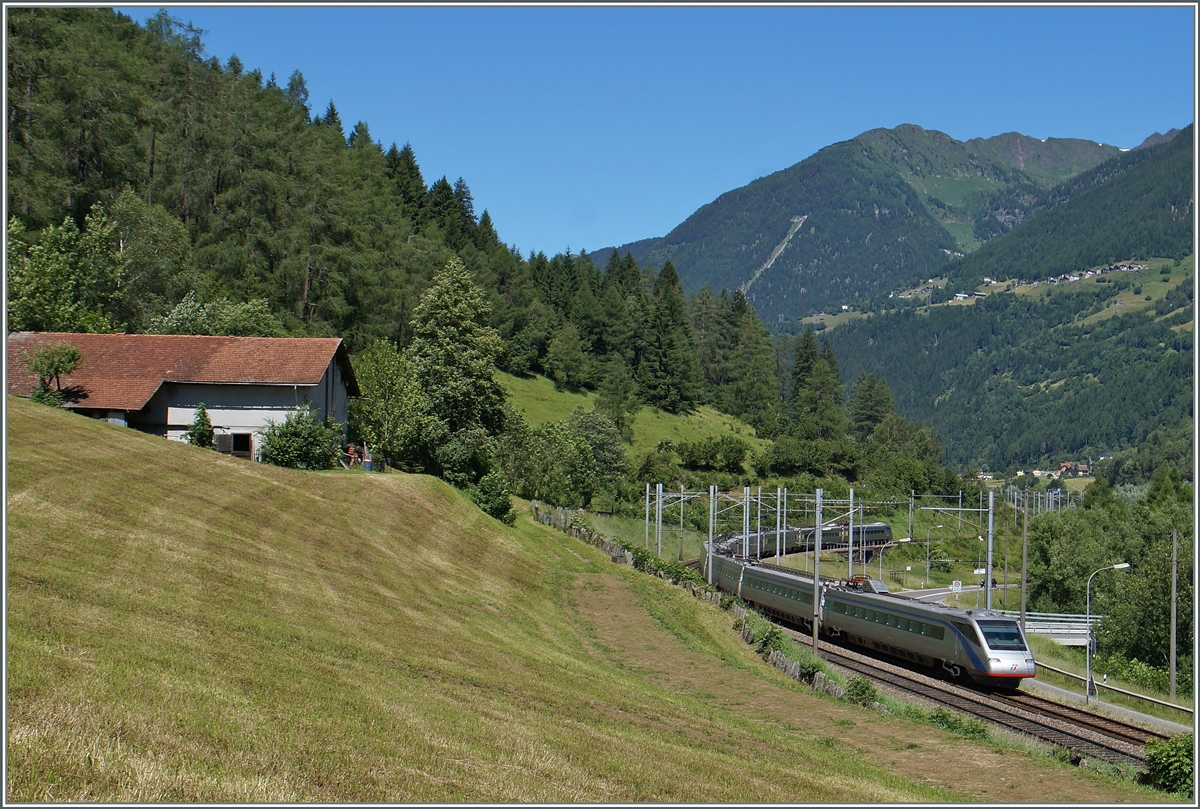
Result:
[116, 4, 1195, 258]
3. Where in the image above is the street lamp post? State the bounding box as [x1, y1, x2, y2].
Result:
[1086, 562, 1131, 704]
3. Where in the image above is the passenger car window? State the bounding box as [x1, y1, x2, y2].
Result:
[952, 621, 982, 646]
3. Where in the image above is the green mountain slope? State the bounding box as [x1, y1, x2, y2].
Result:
[829, 258, 1194, 471]
[861, 125, 1123, 251]
[9, 397, 1155, 802]
[944, 125, 1194, 290]
[597, 125, 1122, 322]
[646, 134, 959, 323]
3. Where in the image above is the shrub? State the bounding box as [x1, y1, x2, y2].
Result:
[468, 469, 515, 525]
[1097, 653, 1193, 694]
[676, 435, 749, 473]
[755, 625, 788, 658]
[795, 652, 826, 682]
[845, 676, 879, 707]
[926, 707, 989, 740]
[29, 386, 63, 407]
[1144, 734, 1194, 796]
[182, 403, 215, 448]
[613, 539, 705, 587]
[259, 405, 343, 470]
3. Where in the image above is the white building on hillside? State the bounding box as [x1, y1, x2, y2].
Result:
[7, 332, 359, 459]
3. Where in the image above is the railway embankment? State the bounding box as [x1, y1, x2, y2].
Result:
[534, 501, 1187, 792]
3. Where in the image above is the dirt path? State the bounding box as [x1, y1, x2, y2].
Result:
[571, 569, 1158, 803]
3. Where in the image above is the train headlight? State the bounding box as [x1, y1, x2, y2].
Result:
[988, 658, 1001, 664]
[1025, 658, 1034, 664]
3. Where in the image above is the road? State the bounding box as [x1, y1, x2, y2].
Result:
[898, 583, 1017, 603]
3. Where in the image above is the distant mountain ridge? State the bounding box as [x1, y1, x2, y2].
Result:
[944, 123, 1193, 291]
[592, 124, 1176, 323]
[1138, 128, 1183, 149]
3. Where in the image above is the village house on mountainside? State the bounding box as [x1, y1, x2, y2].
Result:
[6, 333, 359, 459]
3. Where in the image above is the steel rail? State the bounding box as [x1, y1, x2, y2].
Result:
[823, 649, 1148, 764]
[992, 691, 1171, 746]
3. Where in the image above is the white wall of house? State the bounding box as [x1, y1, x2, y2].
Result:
[129, 364, 351, 457]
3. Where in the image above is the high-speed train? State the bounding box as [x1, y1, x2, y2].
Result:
[704, 548, 1036, 688]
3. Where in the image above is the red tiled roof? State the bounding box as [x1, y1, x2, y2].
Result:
[6, 333, 359, 411]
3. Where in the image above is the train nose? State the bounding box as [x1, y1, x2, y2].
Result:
[989, 656, 1036, 676]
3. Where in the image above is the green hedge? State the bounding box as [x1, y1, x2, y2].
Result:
[1144, 733, 1194, 796]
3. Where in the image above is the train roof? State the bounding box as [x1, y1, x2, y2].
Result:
[728, 554, 1020, 624]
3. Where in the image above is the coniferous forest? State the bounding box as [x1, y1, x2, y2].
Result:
[5, 6, 962, 504]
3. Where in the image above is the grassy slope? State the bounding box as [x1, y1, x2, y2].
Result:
[5, 397, 1162, 802]
[497, 371, 769, 459]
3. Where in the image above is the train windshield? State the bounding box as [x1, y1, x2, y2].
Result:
[976, 620, 1027, 651]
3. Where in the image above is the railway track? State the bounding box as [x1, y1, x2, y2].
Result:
[774, 621, 1154, 765]
[991, 691, 1172, 747]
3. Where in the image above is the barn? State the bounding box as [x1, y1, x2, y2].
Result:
[6, 332, 359, 459]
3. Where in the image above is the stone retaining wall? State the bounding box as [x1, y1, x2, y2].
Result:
[531, 501, 631, 564]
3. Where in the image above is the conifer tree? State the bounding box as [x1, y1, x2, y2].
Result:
[347, 120, 373, 149]
[452, 177, 476, 227]
[598, 282, 635, 366]
[545, 322, 595, 390]
[636, 262, 700, 413]
[847, 371, 895, 441]
[727, 313, 782, 437]
[691, 284, 722, 403]
[595, 357, 640, 442]
[405, 256, 506, 436]
[569, 278, 605, 356]
[820, 338, 840, 378]
[285, 69, 310, 118]
[792, 354, 845, 440]
[788, 328, 819, 412]
[475, 209, 501, 250]
[320, 100, 344, 140]
[385, 142, 427, 221]
[424, 176, 459, 238]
